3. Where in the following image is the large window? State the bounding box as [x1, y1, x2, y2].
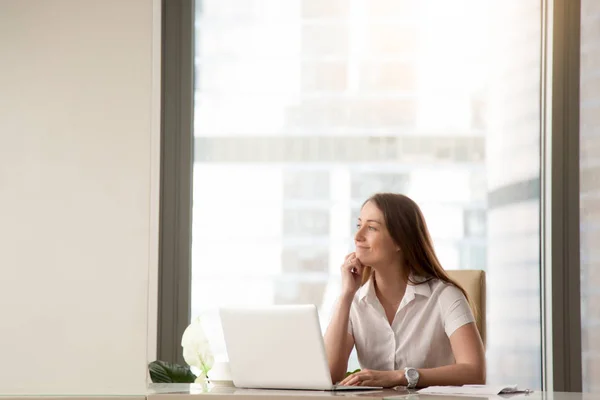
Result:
[190, 0, 542, 389]
[580, 0, 600, 392]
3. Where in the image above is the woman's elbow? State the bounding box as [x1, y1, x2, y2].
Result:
[469, 365, 486, 384]
[330, 367, 347, 385]
[331, 372, 343, 385]
[326, 359, 344, 384]
[456, 362, 486, 385]
[472, 373, 486, 385]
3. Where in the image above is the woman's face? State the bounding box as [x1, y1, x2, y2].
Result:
[354, 201, 401, 268]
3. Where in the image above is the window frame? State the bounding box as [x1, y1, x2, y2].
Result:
[541, 0, 582, 392]
[157, 0, 195, 366]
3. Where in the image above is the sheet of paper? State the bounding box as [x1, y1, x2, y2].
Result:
[416, 384, 523, 395]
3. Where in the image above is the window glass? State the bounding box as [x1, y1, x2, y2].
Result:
[191, 0, 542, 388]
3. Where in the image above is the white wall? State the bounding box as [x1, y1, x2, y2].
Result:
[0, 0, 160, 395]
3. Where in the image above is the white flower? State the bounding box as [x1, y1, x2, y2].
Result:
[181, 317, 214, 378]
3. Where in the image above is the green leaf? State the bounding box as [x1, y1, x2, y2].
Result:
[345, 368, 361, 377]
[148, 360, 197, 383]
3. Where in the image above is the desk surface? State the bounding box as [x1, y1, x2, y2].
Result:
[147, 384, 600, 400]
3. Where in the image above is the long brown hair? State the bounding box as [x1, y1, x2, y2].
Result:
[360, 193, 476, 317]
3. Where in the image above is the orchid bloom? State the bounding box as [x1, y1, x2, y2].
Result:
[181, 316, 214, 382]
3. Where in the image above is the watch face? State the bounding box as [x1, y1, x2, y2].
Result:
[407, 369, 419, 380]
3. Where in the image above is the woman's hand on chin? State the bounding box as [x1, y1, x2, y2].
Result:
[340, 252, 364, 297]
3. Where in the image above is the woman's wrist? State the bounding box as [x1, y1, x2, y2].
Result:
[339, 292, 355, 304]
[396, 369, 407, 386]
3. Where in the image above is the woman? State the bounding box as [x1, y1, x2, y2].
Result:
[324, 193, 485, 388]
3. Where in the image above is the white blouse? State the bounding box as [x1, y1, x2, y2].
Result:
[348, 275, 475, 371]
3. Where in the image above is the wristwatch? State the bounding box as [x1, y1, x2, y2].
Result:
[404, 367, 420, 389]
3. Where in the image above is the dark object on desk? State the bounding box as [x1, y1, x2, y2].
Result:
[148, 360, 196, 383]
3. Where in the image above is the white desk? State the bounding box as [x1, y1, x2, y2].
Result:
[147, 383, 600, 400]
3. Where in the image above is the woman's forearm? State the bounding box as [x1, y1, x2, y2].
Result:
[401, 363, 486, 388]
[323, 294, 354, 383]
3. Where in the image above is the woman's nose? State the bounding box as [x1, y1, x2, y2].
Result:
[354, 227, 365, 241]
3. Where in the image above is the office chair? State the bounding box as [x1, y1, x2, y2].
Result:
[446, 269, 486, 347]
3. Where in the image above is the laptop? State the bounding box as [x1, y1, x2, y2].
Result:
[219, 304, 382, 391]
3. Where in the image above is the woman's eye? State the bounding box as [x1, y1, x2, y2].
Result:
[368, 226, 376, 231]
[356, 224, 361, 229]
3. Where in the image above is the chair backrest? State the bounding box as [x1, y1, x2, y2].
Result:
[446, 269, 486, 346]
